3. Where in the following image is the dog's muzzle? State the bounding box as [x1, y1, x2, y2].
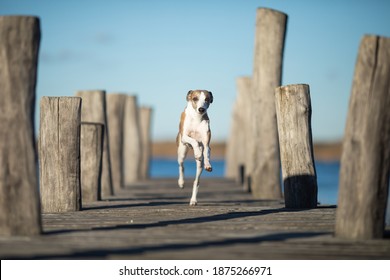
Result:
[198, 108, 206, 113]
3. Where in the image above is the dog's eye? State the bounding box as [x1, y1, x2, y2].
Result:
[193, 97, 199, 102]
[205, 98, 210, 102]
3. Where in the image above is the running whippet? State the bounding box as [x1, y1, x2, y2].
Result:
[176, 90, 213, 206]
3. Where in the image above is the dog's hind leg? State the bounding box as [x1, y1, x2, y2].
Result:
[190, 154, 204, 206]
[177, 142, 188, 189]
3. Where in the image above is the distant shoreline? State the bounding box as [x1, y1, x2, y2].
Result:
[152, 141, 342, 161]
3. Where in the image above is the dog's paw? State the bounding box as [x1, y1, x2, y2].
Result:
[205, 165, 212, 172]
[189, 200, 198, 206]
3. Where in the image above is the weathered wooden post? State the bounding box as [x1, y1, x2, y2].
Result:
[80, 123, 104, 203]
[386, 193, 390, 226]
[335, 35, 390, 239]
[275, 84, 318, 209]
[139, 106, 153, 180]
[225, 97, 240, 179]
[249, 8, 287, 199]
[75, 90, 113, 198]
[225, 76, 252, 191]
[39, 97, 82, 212]
[0, 16, 42, 236]
[106, 93, 127, 194]
[123, 95, 142, 185]
[239, 77, 253, 192]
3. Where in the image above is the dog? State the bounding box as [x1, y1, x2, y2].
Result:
[176, 90, 213, 206]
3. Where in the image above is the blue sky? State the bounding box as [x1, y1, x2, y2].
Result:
[2, 0, 390, 142]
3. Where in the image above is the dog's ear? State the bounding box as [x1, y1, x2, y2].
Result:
[209, 91, 213, 103]
[186, 90, 193, 101]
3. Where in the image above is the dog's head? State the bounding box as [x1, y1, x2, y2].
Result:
[186, 90, 213, 115]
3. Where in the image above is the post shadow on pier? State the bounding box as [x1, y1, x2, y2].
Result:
[83, 201, 188, 211]
[24, 231, 328, 260]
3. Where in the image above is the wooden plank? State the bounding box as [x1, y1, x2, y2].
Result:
[0, 16, 41, 236]
[0, 179, 389, 259]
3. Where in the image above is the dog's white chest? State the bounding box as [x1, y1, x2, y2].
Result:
[183, 110, 208, 142]
[186, 122, 203, 142]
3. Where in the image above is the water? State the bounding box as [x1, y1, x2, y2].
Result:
[315, 161, 340, 205]
[150, 158, 339, 205]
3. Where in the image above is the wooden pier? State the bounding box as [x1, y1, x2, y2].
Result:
[1, 9, 390, 263]
[1, 178, 389, 260]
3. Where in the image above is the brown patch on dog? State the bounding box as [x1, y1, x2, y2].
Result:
[206, 130, 211, 145]
[204, 91, 213, 104]
[186, 90, 200, 110]
[176, 111, 186, 146]
[186, 90, 194, 101]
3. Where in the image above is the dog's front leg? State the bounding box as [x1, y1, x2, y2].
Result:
[177, 141, 188, 189]
[202, 131, 212, 172]
[181, 134, 202, 160]
[190, 157, 204, 206]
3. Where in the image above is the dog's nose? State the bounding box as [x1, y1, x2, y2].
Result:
[198, 108, 205, 113]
